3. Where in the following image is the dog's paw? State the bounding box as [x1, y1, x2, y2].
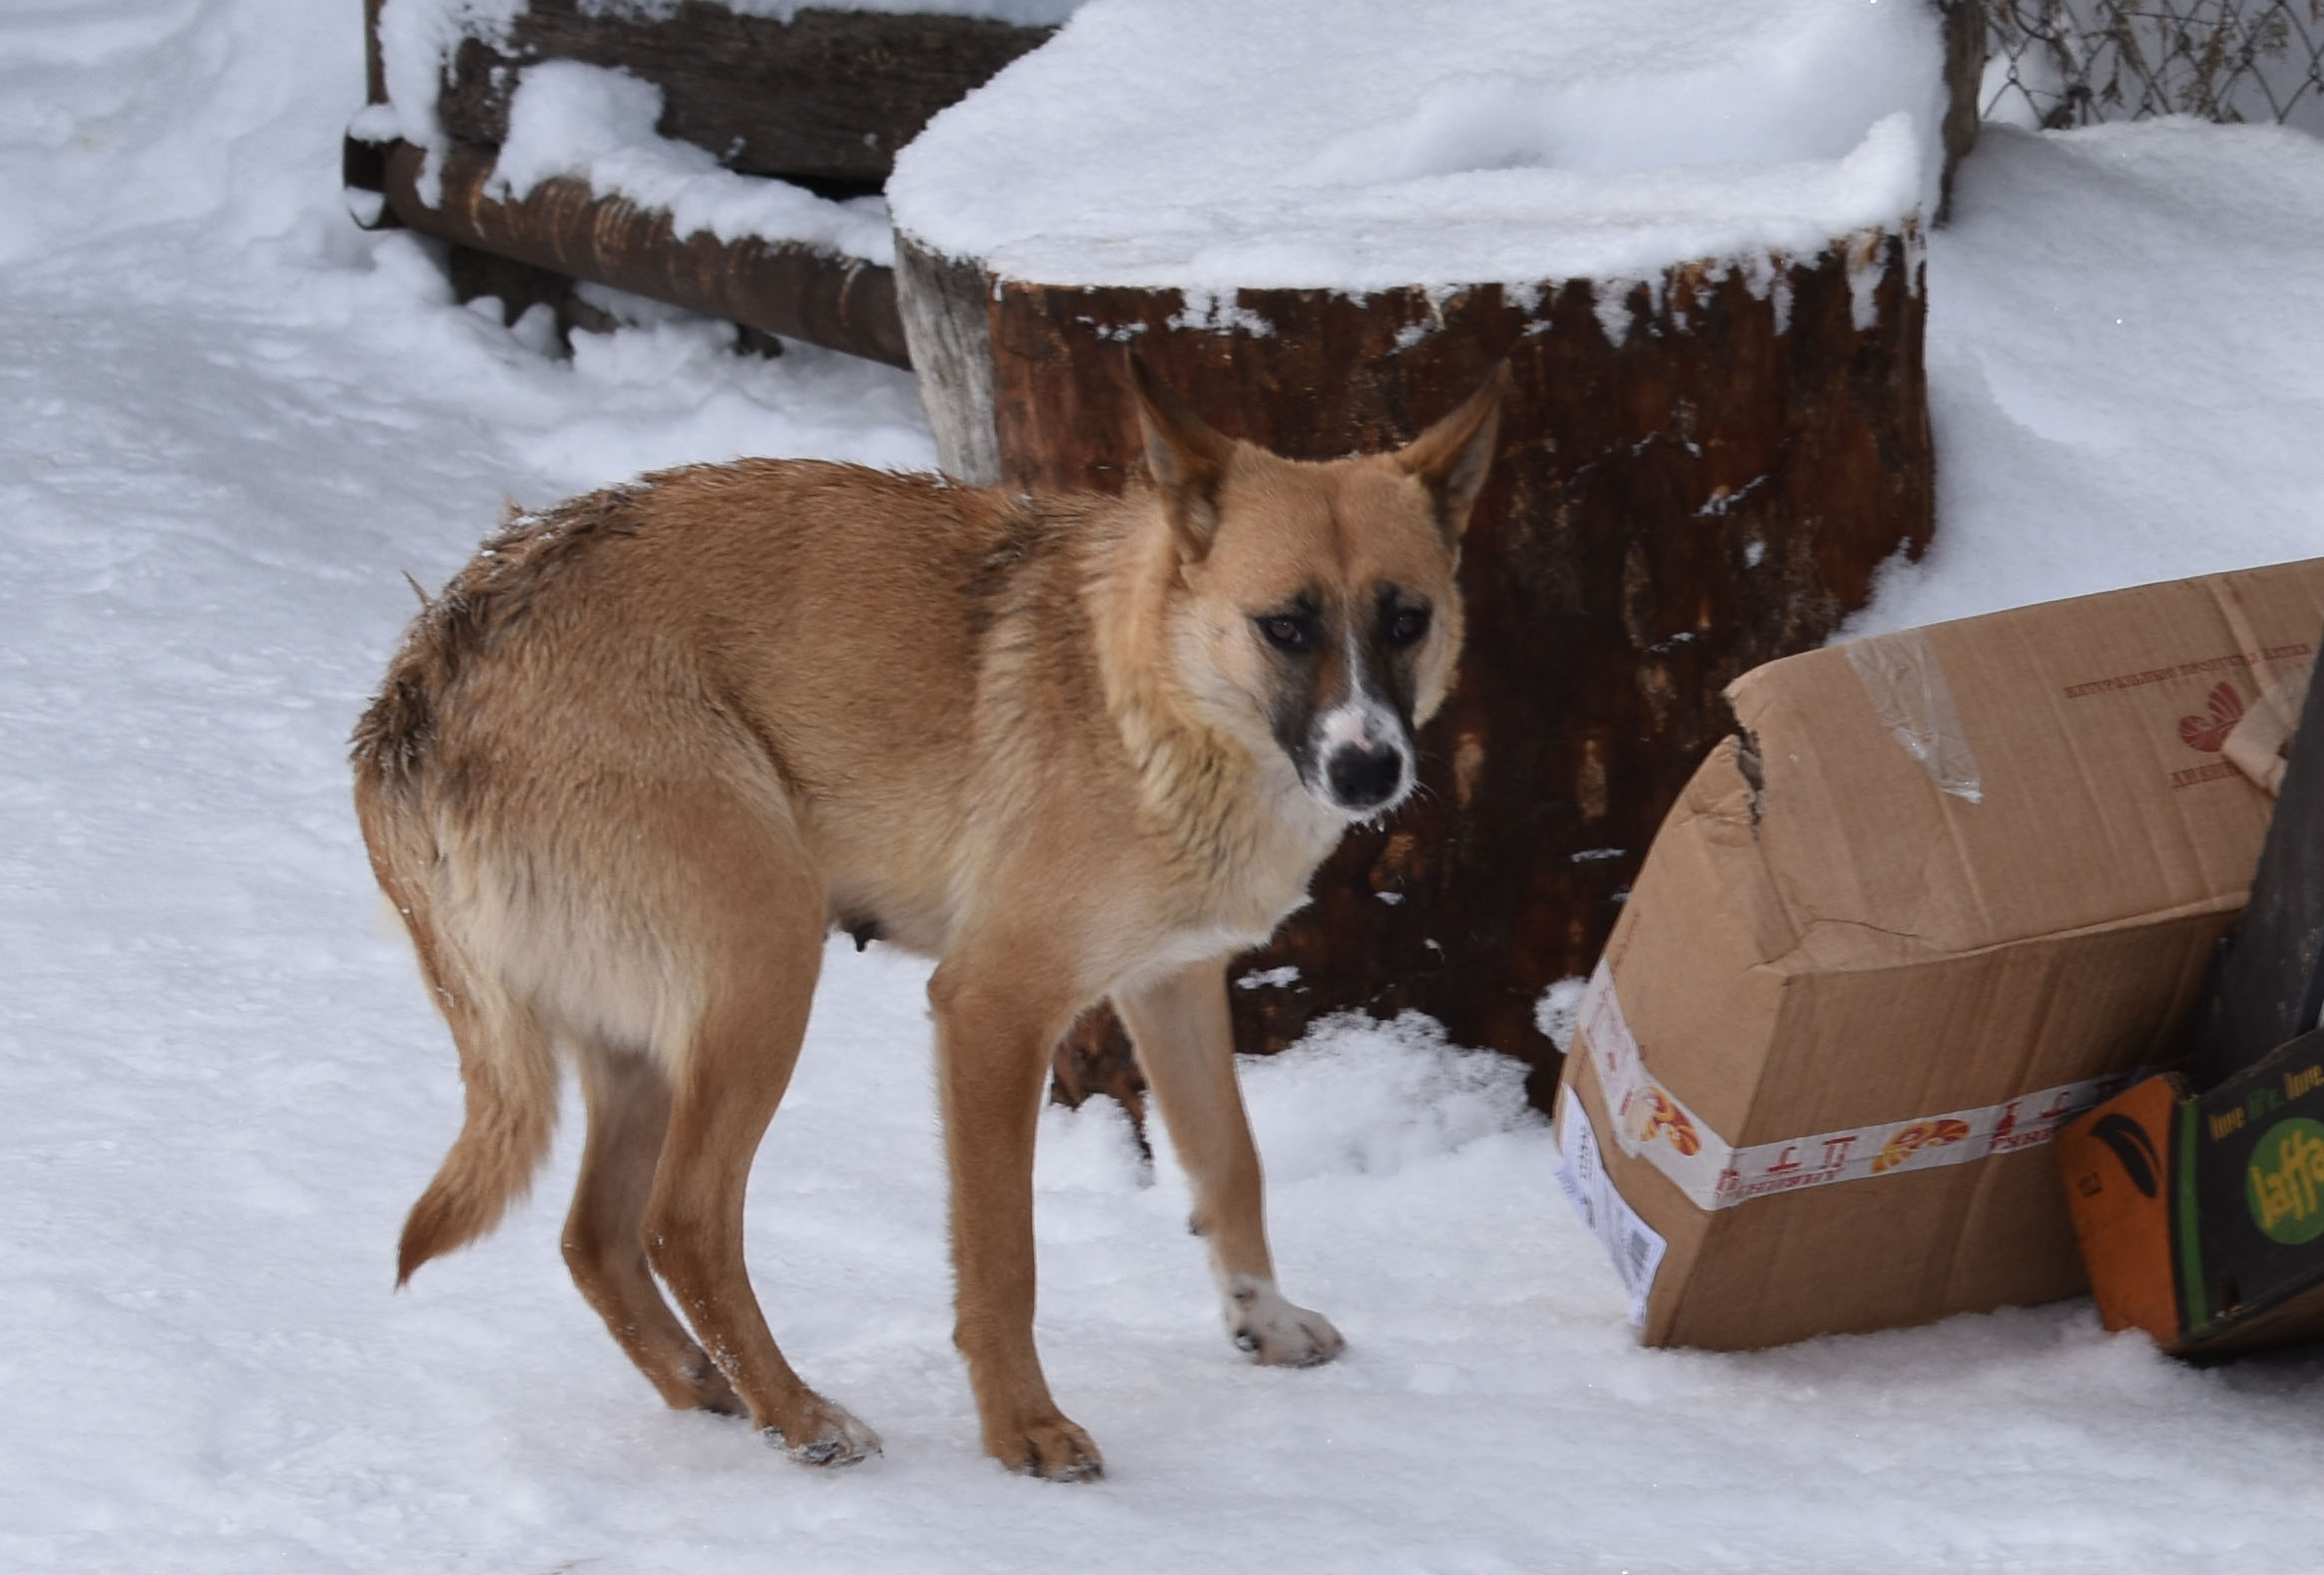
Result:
[986, 1410, 1104, 1483]
[763, 1398, 882, 1467]
[1224, 1276, 1346, 1367]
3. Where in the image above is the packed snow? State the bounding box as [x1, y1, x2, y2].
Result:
[5, 0, 2324, 1569]
[1849, 117, 2324, 634]
[890, 0, 1949, 288]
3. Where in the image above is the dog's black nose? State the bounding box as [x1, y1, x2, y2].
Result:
[1326, 742, 1405, 810]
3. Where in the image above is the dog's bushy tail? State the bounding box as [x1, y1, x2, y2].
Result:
[393, 984, 558, 1286]
[354, 698, 559, 1289]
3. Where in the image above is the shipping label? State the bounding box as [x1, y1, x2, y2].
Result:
[1576, 960, 2152, 1213]
[1553, 1092, 1667, 1326]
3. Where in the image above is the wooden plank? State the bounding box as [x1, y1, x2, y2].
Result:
[437, 1, 1055, 186]
[380, 140, 911, 367]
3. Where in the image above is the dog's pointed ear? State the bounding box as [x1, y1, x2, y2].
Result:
[1395, 360, 1510, 544]
[1127, 351, 1237, 562]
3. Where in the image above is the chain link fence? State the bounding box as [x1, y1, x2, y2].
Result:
[1983, 0, 2324, 130]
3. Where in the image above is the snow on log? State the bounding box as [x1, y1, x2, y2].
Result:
[377, 1, 1065, 188]
[357, 0, 1064, 351]
[888, 0, 1958, 1105]
[379, 140, 911, 366]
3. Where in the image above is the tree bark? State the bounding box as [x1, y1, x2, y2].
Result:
[901, 235, 1934, 1110]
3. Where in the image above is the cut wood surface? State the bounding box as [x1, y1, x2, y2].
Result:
[437, 1, 1055, 187]
[379, 141, 910, 367]
[901, 237, 1934, 1108]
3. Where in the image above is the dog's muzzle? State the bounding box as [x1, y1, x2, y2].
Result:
[1309, 700, 1414, 817]
[1325, 740, 1408, 812]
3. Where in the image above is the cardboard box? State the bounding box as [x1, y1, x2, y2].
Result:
[1554, 559, 2324, 1348]
[2061, 1031, 2324, 1357]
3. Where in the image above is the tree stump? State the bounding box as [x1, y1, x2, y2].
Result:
[897, 234, 1934, 1112]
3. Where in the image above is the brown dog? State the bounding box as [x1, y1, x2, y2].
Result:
[352, 357, 1506, 1479]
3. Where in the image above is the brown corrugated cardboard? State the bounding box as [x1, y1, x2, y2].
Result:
[1554, 559, 2324, 1349]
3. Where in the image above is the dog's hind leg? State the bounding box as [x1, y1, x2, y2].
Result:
[1113, 957, 1344, 1367]
[640, 795, 879, 1467]
[563, 1041, 742, 1415]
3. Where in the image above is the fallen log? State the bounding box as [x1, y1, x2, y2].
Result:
[378, 140, 910, 368]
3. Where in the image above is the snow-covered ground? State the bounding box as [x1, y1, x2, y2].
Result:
[5, 3, 2324, 1570]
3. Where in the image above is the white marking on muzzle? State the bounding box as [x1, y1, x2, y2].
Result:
[1318, 700, 1390, 749]
[1309, 627, 1414, 815]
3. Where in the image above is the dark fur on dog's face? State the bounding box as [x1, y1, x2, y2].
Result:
[1131, 358, 1506, 822]
[1251, 581, 1436, 815]
[1203, 462, 1455, 819]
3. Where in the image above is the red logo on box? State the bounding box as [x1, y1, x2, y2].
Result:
[2177, 681, 2244, 753]
[1632, 1089, 1702, 1157]
[1871, 1118, 1971, 1175]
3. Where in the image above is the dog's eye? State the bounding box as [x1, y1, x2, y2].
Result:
[1258, 614, 1312, 653]
[1387, 607, 1431, 646]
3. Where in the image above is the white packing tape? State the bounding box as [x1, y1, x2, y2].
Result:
[1575, 959, 2152, 1212]
[1846, 629, 1984, 802]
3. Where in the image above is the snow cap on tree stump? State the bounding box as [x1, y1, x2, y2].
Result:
[887, 0, 1950, 294]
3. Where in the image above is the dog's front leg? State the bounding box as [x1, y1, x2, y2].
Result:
[1113, 958, 1345, 1367]
[928, 953, 1103, 1481]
